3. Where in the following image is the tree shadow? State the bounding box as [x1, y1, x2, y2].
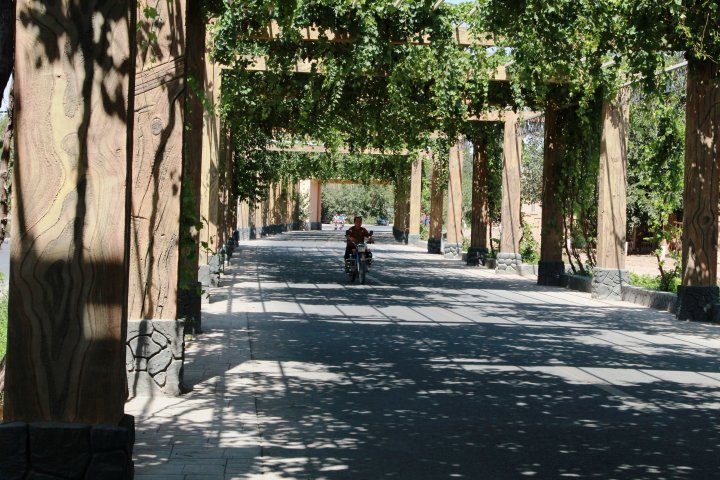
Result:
[129, 230, 720, 478]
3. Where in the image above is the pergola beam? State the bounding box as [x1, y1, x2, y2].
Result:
[240, 55, 509, 83]
[251, 21, 494, 47]
[264, 145, 410, 155]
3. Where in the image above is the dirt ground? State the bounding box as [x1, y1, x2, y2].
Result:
[624, 254, 678, 277]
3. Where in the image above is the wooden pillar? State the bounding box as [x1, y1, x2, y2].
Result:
[408, 154, 423, 242]
[428, 153, 444, 254]
[219, 127, 234, 246]
[677, 57, 720, 321]
[307, 179, 322, 230]
[538, 104, 566, 285]
[468, 137, 489, 265]
[284, 180, 294, 230]
[251, 198, 263, 239]
[393, 173, 410, 242]
[199, 39, 221, 264]
[445, 140, 464, 257]
[498, 113, 523, 272]
[267, 182, 276, 232]
[176, 0, 206, 337]
[237, 198, 250, 240]
[129, 0, 186, 322]
[7, 0, 134, 426]
[592, 91, 629, 299]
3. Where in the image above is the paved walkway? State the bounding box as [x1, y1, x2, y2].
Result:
[128, 230, 720, 479]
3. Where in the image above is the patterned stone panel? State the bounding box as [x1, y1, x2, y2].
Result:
[127, 319, 185, 397]
[496, 252, 523, 275]
[444, 243, 462, 259]
[591, 268, 629, 300]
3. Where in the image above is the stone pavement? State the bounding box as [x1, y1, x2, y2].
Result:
[127, 230, 720, 479]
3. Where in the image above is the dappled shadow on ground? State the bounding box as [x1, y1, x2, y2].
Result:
[132, 230, 720, 479]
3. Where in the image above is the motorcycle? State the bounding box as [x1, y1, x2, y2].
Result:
[346, 231, 373, 284]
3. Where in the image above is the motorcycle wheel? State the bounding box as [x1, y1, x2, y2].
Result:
[359, 257, 366, 284]
[350, 259, 357, 282]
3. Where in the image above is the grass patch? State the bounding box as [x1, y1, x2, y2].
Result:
[629, 272, 679, 293]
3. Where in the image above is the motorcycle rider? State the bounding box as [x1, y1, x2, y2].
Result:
[345, 216, 373, 271]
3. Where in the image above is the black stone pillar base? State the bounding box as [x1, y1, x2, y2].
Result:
[310, 221, 322, 230]
[0, 415, 135, 479]
[427, 237, 442, 254]
[676, 285, 720, 322]
[392, 226, 407, 243]
[591, 268, 629, 300]
[178, 281, 202, 334]
[537, 261, 565, 286]
[466, 247, 489, 266]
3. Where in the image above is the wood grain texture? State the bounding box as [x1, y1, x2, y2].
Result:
[540, 104, 564, 262]
[596, 93, 629, 270]
[446, 142, 463, 244]
[200, 49, 221, 262]
[470, 138, 489, 249]
[393, 173, 409, 232]
[408, 155, 422, 236]
[429, 155, 444, 241]
[178, 0, 205, 286]
[501, 114, 521, 253]
[682, 58, 720, 286]
[129, 0, 186, 321]
[7, 0, 133, 424]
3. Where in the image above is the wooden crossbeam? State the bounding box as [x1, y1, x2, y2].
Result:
[251, 21, 494, 47]
[264, 144, 411, 155]
[240, 55, 507, 79]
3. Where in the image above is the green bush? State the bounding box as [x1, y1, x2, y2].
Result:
[419, 224, 429, 241]
[519, 218, 540, 264]
[629, 272, 679, 293]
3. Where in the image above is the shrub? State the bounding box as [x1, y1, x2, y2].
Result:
[519, 218, 540, 264]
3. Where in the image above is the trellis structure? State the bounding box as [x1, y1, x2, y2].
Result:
[1, 1, 719, 477]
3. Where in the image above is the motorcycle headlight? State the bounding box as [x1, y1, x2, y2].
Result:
[356, 244, 367, 253]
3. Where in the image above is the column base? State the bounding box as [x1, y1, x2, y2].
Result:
[427, 237, 442, 254]
[444, 242, 462, 259]
[408, 233, 421, 245]
[496, 252, 523, 274]
[310, 221, 322, 231]
[237, 227, 251, 241]
[537, 261, 565, 286]
[591, 268, 629, 300]
[392, 226, 407, 243]
[676, 285, 720, 322]
[466, 247, 488, 266]
[127, 319, 185, 397]
[0, 415, 135, 479]
[178, 281, 202, 334]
